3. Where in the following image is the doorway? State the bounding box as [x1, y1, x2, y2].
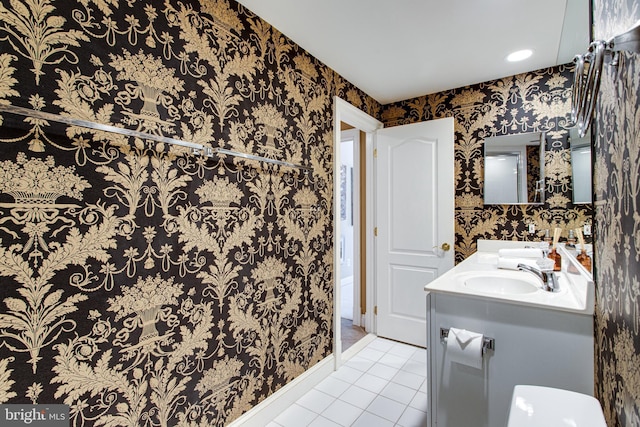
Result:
[333, 98, 382, 364]
[333, 97, 455, 355]
[339, 126, 365, 351]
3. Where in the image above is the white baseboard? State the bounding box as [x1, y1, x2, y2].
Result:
[228, 354, 336, 427]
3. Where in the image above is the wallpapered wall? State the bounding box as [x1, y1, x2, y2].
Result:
[379, 66, 593, 262]
[593, 0, 640, 425]
[0, 0, 379, 425]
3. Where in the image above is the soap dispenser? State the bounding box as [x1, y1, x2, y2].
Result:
[548, 227, 562, 271]
[566, 229, 576, 250]
[575, 228, 592, 272]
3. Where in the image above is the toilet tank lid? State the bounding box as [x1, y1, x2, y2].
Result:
[506, 385, 606, 427]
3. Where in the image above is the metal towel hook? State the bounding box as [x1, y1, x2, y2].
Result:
[571, 21, 640, 138]
[572, 40, 606, 138]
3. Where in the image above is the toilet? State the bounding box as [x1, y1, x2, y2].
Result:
[506, 385, 607, 426]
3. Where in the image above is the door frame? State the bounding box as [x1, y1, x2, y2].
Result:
[333, 97, 383, 365]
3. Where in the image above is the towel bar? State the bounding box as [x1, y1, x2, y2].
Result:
[440, 327, 495, 354]
[0, 104, 313, 173]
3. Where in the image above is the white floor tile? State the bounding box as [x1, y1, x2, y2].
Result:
[397, 406, 428, 427]
[392, 369, 425, 390]
[344, 355, 376, 372]
[380, 381, 417, 405]
[352, 411, 395, 427]
[339, 385, 377, 409]
[378, 353, 408, 369]
[353, 372, 388, 394]
[402, 360, 427, 376]
[274, 403, 318, 427]
[367, 362, 399, 380]
[308, 416, 343, 427]
[331, 365, 364, 384]
[366, 395, 406, 422]
[411, 348, 428, 364]
[315, 376, 351, 398]
[366, 338, 395, 352]
[297, 389, 336, 414]
[321, 400, 363, 426]
[409, 391, 428, 411]
[269, 337, 427, 427]
[357, 347, 385, 362]
[419, 378, 428, 394]
[388, 343, 419, 358]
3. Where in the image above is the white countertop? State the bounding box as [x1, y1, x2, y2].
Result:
[424, 240, 595, 315]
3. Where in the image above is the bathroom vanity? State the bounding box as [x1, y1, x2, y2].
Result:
[425, 240, 594, 427]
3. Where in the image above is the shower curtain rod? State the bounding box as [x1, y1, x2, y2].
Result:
[0, 104, 313, 173]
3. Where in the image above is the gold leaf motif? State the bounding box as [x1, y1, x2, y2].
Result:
[199, 0, 244, 35]
[293, 187, 318, 209]
[77, 0, 118, 16]
[196, 176, 245, 209]
[0, 153, 90, 203]
[0, 53, 18, 108]
[0, 358, 16, 403]
[450, 88, 486, 109]
[108, 274, 183, 321]
[25, 382, 41, 404]
[252, 103, 288, 157]
[293, 55, 318, 81]
[0, 0, 89, 84]
[110, 49, 184, 133]
[196, 357, 243, 395]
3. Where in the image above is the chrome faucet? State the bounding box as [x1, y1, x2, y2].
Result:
[517, 264, 558, 292]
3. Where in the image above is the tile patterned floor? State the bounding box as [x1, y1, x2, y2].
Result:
[268, 338, 428, 427]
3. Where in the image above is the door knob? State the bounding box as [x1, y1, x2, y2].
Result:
[440, 243, 451, 252]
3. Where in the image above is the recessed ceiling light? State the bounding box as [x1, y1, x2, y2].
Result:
[506, 49, 533, 62]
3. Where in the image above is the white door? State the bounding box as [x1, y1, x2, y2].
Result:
[375, 118, 455, 347]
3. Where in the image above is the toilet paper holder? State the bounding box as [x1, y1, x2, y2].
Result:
[440, 327, 495, 354]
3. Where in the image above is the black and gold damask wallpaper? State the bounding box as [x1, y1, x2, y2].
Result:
[0, 1, 379, 425]
[593, 0, 640, 425]
[379, 66, 593, 262]
[3, 0, 637, 426]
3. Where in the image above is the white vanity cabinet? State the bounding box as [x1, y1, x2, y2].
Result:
[424, 240, 595, 427]
[426, 292, 593, 427]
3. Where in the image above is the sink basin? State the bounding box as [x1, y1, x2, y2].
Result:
[463, 274, 540, 295]
[425, 246, 594, 315]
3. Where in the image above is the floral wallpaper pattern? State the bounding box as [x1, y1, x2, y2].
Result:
[4, 0, 638, 426]
[0, 0, 379, 425]
[379, 66, 593, 262]
[593, 0, 640, 425]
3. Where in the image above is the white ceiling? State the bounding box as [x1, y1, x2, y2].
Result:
[235, 0, 590, 105]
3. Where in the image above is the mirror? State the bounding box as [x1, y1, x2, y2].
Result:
[484, 132, 545, 205]
[569, 127, 592, 204]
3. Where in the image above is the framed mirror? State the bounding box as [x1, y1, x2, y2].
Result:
[569, 127, 592, 204]
[483, 132, 545, 205]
